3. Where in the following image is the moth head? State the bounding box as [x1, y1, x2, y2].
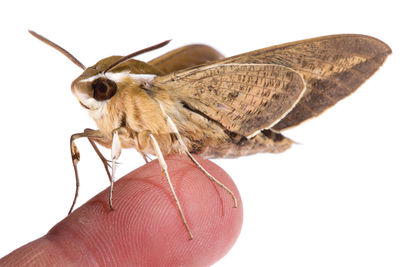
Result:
[66, 57, 114, 108]
[29, 30, 169, 110]
[71, 56, 163, 110]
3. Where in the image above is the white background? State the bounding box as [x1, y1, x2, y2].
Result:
[0, 0, 399, 266]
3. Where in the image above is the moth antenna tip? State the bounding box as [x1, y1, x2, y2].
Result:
[28, 29, 38, 37]
[28, 30, 86, 70]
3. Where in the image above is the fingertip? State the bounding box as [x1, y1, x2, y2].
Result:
[2, 155, 243, 266]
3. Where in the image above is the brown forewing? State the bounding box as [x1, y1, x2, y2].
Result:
[154, 64, 306, 137]
[216, 34, 392, 131]
[155, 34, 391, 133]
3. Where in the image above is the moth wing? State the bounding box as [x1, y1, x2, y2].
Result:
[214, 34, 391, 131]
[148, 44, 224, 74]
[154, 63, 306, 137]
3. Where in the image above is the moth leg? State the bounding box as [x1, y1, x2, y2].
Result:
[83, 129, 113, 183]
[137, 131, 151, 164]
[165, 116, 238, 208]
[69, 134, 81, 215]
[149, 133, 193, 240]
[69, 129, 111, 214]
[141, 153, 151, 163]
[185, 151, 237, 207]
[109, 129, 123, 210]
[69, 130, 105, 214]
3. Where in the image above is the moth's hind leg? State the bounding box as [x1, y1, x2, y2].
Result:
[164, 116, 238, 208]
[184, 151, 238, 207]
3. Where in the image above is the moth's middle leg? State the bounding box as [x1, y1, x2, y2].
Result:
[148, 132, 194, 240]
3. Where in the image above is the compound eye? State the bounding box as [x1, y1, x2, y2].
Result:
[92, 77, 117, 101]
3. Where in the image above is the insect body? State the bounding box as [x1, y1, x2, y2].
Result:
[30, 31, 391, 239]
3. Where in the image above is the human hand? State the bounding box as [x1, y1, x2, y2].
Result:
[0, 155, 243, 266]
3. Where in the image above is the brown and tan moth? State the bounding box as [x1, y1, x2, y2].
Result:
[29, 31, 391, 239]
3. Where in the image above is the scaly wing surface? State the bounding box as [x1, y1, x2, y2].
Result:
[154, 63, 306, 137]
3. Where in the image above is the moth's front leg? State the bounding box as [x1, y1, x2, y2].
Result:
[69, 129, 109, 214]
[69, 128, 129, 214]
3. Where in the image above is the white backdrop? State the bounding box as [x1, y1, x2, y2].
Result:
[0, 0, 399, 266]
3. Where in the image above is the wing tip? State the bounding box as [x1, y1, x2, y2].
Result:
[336, 33, 392, 56]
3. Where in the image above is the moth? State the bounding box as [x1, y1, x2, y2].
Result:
[30, 31, 391, 239]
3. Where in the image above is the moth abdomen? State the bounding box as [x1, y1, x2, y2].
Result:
[194, 129, 293, 159]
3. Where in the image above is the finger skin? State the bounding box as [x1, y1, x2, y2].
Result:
[1, 155, 243, 266]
